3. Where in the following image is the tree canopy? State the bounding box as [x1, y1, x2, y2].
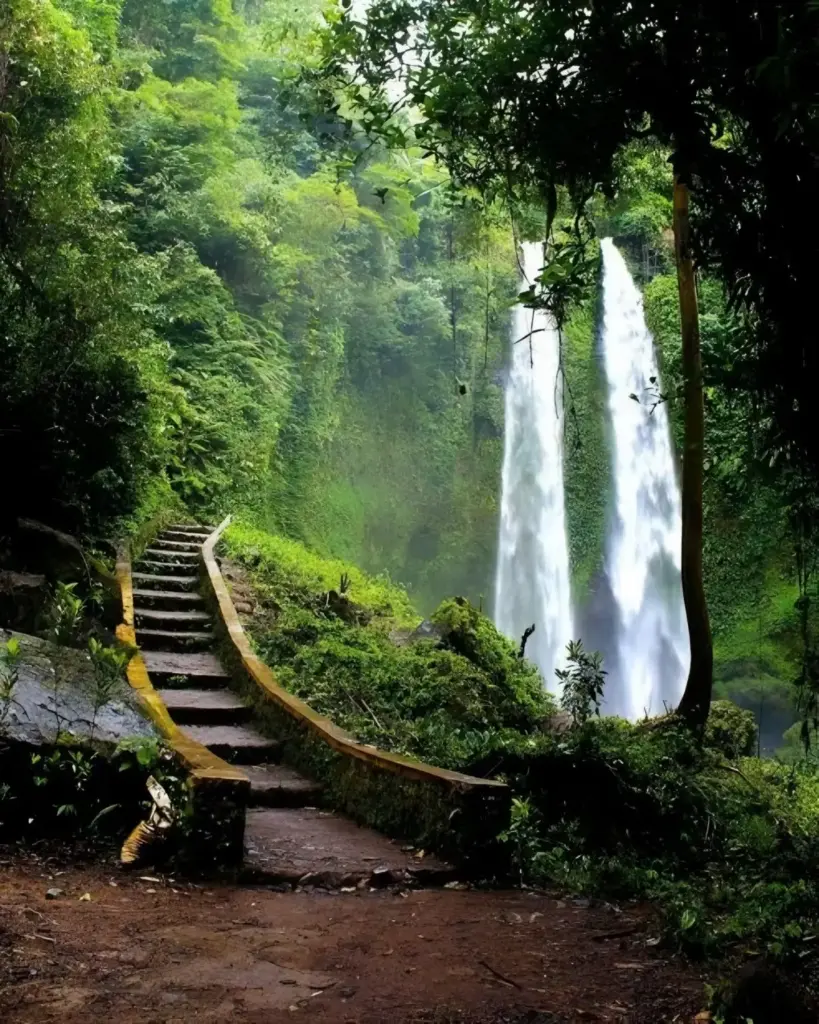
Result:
[329, 0, 819, 471]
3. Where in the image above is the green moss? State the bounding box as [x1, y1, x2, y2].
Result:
[224, 521, 418, 627]
[563, 288, 611, 598]
[221, 524, 553, 772]
[703, 700, 758, 759]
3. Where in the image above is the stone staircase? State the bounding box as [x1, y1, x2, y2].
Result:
[135, 525, 322, 812]
[133, 525, 449, 886]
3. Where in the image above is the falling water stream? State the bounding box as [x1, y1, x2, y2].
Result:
[599, 238, 689, 717]
[494, 242, 574, 690]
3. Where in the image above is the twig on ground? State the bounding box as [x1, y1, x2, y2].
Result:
[477, 960, 522, 989]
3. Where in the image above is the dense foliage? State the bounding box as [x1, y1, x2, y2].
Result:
[330, 0, 819, 476]
[223, 522, 554, 769]
[1, 0, 514, 612]
[490, 716, 819, 962]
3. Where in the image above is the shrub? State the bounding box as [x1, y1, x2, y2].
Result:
[704, 699, 758, 759]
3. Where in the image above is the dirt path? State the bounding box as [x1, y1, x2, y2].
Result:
[1, 854, 706, 1023]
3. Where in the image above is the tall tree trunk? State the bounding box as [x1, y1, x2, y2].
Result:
[673, 176, 713, 728]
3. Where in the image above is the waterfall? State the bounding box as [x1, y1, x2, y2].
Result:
[494, 242, 574, 690]
[599, 238, 690, 718]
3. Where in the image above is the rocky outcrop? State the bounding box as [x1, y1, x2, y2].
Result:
[0, 571, 47, 632]
[0, 628, 155, 747]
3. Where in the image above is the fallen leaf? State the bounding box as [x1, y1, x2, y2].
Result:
[139, 876, 161, 884]
[79, 893, 91, 902]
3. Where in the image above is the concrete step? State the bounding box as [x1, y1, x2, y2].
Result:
[168, 524, 215, 535]
[142, 651, 230, 688]
[163, 529, 213, 543]
[242, 808, 456, 888]
[157, 688, 251, 725]
[244, 764, 323, 809]
[183, 724, 281, 764]
[136, 559, 198, 578]
[152, 538, 203, 553]
[143, 548, 199, 562]
[134, 607, 211, 630]
[132, 589, 205, 610]
[137, 628, 215, 651]
[132, 572, 199, 592]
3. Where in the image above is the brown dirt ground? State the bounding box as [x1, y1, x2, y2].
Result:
[0, 852, 709, 1024]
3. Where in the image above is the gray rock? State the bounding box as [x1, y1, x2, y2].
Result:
[0, 571, 47, 632]
[1, 629, 156, 747]
[15, 518, 88, 583]
[45, 888, 64, 899]
[407, 619, 446, 645]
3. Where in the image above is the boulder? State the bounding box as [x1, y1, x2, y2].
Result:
[407, 618, 447, 645]
[0, 571, 47, 632]
[0, 628, 155, 747]
[15, 518, 89, 583]
[715, 959, 816, 1024]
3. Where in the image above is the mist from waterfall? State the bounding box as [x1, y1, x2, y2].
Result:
[494, 242, 574, 691]
[599, 238, 690, 718]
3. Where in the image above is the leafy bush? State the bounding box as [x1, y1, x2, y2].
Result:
[556, 639, 606, 725]
[470, 715, 819, 961]
[223, 525, 554, 770]
[704, 699, 758, 759]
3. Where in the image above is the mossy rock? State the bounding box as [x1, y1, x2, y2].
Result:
[704, 699, 757, 760]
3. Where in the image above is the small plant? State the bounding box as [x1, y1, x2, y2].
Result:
[30, 747, 96, 821]
[43, 581, 86, 646]
[87, 637, 129, 739]
[0, 637, 21, 733]
[498, 796, 545, 884]
[556, 639, 606, 726]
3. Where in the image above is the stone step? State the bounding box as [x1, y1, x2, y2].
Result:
[242, 808, 456, 888]
[168, 524, 215, 535]
[157, 687, 251, 725]
[134, 606, 212, 630]
[137, 628, 215, 652]
[136, 559, 198, 578]
[143, 548, 199, 562]
[152, 538, 203, 552]
[132, 589, 205, 610]
[132, 572, 199, 592]
[163, 529, 213, 543]
[244, 764, 323, 809]
[142, 651, 230, 688]
[183, 725, 281, 764]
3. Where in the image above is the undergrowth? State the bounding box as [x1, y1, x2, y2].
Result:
[485, 717, 819, 964]
[224, 521, 819, 967]
[222, 522, 554, 769]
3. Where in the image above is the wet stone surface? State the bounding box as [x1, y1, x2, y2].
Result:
[0, 629, 155, 746]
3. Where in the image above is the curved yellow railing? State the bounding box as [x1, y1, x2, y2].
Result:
[202, 517, 508, 795]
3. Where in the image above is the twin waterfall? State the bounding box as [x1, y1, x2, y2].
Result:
[494, 238, 689, 716]
[494, 242, 574, 688]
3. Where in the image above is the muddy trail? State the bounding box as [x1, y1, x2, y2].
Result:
[0, 853, 707, 1024]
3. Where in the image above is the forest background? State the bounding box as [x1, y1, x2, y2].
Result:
[0, 0, 798, 745]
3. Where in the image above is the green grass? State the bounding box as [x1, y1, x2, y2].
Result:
[220, 522, 553, 770]
[224, 521, 420, 627]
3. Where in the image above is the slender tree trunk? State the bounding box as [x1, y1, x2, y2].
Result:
[673, 176, 713, 728]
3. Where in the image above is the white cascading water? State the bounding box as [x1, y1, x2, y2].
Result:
[494, 242, 574, 690]
[599, 238, 690, 718]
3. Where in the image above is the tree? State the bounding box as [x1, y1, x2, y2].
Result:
[672, 178, 712, 725]
[329, 0, 819, 726]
